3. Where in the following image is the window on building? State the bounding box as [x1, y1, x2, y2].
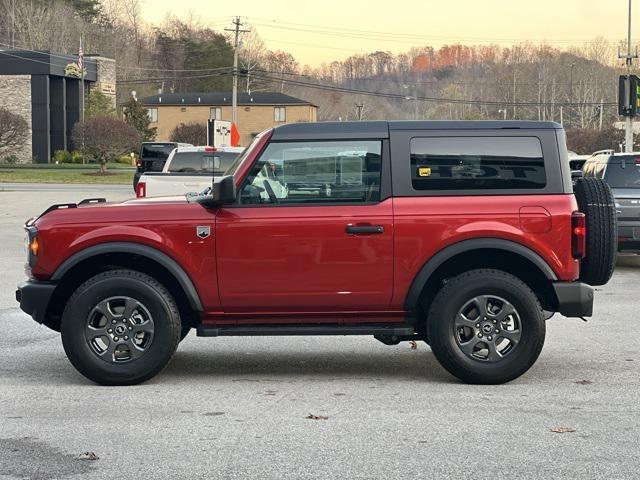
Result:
[239, 140, 382, 205]
[410, 137, 546, 191]
[147, 108, 158, 123]
[210, 107, 222, 120]
[274, 106, 286, 122]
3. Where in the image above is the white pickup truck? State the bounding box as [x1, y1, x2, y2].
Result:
[135, 146, 244, 198]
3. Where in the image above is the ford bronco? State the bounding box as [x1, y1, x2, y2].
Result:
[16, 121, 617, 385]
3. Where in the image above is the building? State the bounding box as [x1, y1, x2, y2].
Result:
[140, 92, 318, 146]
[0, 50, 116, 163]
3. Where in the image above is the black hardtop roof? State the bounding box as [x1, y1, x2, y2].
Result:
[271, 120, 562, 140]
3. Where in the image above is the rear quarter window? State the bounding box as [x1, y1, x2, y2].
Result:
[410, 137, 546, 190]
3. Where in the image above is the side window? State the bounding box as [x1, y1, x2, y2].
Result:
[410, 137, 546, 190]
[169, 152, 214, 173]
[238, 140, 382, 205]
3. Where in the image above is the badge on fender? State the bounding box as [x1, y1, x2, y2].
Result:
[196, 226, 211, 239]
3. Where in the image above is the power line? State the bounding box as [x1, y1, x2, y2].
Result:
[249, 71, 617, 107]
[248, 18, 626, 46]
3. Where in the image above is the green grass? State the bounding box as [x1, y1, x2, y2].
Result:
[0, 168, 132, 184]
[0, 162, 134, 170]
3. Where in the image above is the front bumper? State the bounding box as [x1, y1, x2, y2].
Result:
[15, 281, 56, 324]
[552, 281, 594, 317]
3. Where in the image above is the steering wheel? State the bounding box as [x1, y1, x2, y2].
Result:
[263, 180, 279, 204]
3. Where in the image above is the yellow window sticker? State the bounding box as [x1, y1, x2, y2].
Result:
[418, 167, 432, 177]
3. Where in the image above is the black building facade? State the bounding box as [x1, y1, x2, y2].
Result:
[0, 51, 98, 163]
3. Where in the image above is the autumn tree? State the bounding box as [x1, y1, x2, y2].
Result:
[72, 116, 140, 172]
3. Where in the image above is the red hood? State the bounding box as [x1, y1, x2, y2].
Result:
[33, 195, 207, 228]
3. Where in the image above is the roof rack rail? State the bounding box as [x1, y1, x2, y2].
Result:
[591, 149, 614, 156]
[78, 198, 106, 205]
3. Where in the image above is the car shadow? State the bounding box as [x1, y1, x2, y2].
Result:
[161, 345, 453, 384]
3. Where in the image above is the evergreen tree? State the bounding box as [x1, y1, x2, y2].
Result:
[86, 90, 115, 119]
[123, 97, 157, 142]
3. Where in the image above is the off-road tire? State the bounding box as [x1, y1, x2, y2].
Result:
[61, 269, 181, 386]
[427, 269, 545, 384]
[573, 177, 617, 286]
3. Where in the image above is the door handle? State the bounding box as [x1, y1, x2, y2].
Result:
[346, 224, 384, 235]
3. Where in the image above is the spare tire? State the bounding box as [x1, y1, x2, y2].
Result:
[573, 177, 617, 286]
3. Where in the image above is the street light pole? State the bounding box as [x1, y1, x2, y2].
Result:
[625, 0, 635, 152]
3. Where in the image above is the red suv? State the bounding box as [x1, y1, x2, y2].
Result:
[16, 121, 617, 385]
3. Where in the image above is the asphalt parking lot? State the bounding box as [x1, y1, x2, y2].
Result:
[1, 184, 639, 480]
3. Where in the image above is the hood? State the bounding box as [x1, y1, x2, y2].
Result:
[31, 194, 206, 228]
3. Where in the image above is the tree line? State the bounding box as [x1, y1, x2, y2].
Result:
[0, 0, 633, 156]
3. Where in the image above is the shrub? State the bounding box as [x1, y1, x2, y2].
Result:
[170, 122, 207, 145]
[53, 150, 72, 164]
[72, 116, 141, 172]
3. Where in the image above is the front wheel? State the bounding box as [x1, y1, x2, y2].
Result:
[61, 269, 181, 385]
[427, 269, 545, 384]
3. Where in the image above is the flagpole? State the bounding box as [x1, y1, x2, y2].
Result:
[79, 35, 85, 164]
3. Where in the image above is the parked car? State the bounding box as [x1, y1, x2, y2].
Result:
[582, 150, 640, 251]
[16, 120, 617, 386]
[136, 146, 244, 198]
[133, 142, 193, 190]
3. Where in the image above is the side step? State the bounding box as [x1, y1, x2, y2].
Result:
[197, 324, 415, 337]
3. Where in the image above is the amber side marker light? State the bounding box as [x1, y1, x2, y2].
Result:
[29, 236, 40, 256]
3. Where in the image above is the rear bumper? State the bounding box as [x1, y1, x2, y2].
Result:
[618, 223, 640, 251]
[552, 281, 594, 317]
[15, 281, 56, 324]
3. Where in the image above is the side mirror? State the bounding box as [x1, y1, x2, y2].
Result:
[197, 175, 236, 208]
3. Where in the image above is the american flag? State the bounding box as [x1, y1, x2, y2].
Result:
[78, 38, 83, 70]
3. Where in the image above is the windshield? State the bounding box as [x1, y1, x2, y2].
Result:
[604, 159, 640, 188]
[224, 135, 264, 176]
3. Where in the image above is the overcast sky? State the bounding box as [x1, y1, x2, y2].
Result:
[139, 0, 634, 65]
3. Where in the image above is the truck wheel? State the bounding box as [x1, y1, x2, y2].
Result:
[61, 269, 181, 386]
[573, 177, 617, 286]
[427, 269, 545, 384]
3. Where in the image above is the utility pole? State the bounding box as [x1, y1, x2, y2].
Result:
[226, 17, 249, 128]
[355, 103, 364, 120]
[569, 63, 575, 129]
[619, 0, 638, 152]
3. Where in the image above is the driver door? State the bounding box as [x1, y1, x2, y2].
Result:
[215, 139, 393, 321]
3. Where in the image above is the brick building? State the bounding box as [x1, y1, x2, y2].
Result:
[0, 50, 115, 163]
[140, 92, 318, 146]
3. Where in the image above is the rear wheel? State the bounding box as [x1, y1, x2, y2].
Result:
[427, 269, 545, 384]
[61, 269, 181, 385]
[573, 177, 617, 286]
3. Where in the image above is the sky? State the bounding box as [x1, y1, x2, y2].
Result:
[139, 0, 634, 66]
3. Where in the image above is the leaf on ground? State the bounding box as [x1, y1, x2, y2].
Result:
[409, 340, 417, 350]
[575, 380, 593, 385]
[550, 427, 576, 433]
[78, 452, 99, 461]
[306, 413, 329, 420]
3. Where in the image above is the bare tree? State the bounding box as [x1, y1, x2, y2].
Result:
[0, 108, 29, 159]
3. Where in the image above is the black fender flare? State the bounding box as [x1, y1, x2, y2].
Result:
[403, 238, 558, 310]
[51, 242, 203, 311]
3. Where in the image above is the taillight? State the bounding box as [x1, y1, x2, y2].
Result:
[136, 181, 146, 198]
[572, 211, 586, 259]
